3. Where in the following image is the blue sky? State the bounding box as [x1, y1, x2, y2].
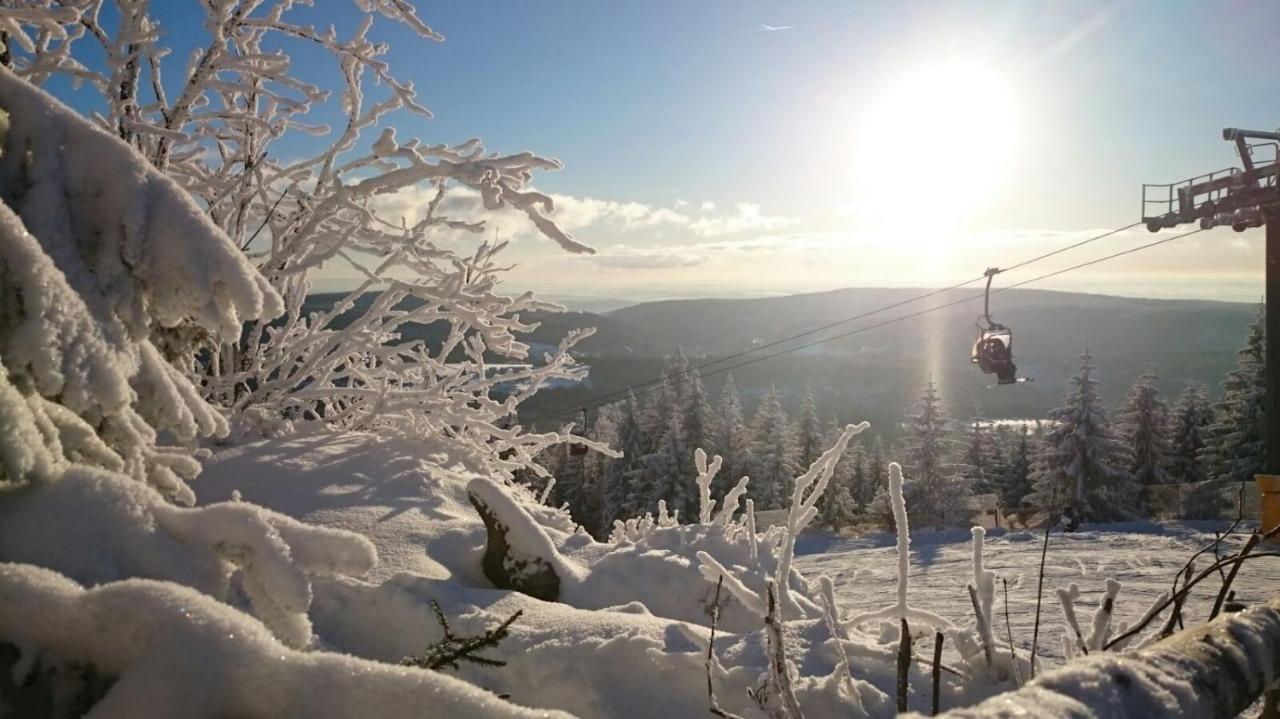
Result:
[143, 1, 1280, 303]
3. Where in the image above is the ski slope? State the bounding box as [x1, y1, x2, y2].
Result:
[796, 523, 1280, 668]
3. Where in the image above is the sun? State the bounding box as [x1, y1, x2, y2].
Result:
[854, 60, 1017, 240]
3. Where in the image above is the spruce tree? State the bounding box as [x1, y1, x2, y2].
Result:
[865, 435, 888, 509]
[1201, 308, 1266, 485]
[901, 380, 970, 527]
[795, 389, 825, 470]
[1168, 384, 1212, 485]
[997, 426, 1033, 515]
[1028, 350, 1134, 521]
[819, 416, 859, 527]
[582, 403, 622, 535]
[1116, 368, 1173, 491]
[604, 393, 647, 524]
[964, 408, 998, 494]
[646, 403, 690, 520]
[712, 373, 752, 498]
[751, 385, 797, 510]
[681, 369, 717, 482]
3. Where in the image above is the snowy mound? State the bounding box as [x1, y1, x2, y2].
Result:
[0, 564, 568, 719]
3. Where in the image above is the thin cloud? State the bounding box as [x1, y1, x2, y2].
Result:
[688, 202, 798, 237]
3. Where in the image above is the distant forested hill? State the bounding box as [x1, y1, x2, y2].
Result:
[511, 287, 1255, 433]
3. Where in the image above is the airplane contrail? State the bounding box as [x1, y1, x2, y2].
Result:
[759, 23, 795, 32]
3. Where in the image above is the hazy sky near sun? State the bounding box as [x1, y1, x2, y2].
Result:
[146, 1, 1280, 303]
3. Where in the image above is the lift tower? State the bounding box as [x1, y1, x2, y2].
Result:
[1141, 128, 1280, 475]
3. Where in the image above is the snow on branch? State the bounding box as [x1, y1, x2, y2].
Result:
[775, 421, 867, 613]
[1, 2, 603, 485]
[695, 448, 724, 524]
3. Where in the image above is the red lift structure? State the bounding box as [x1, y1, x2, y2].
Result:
[1141, 127, 1280, 491]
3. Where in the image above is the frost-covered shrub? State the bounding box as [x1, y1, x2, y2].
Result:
[2, 2, 602, 483]
[0, 69, 281, 503]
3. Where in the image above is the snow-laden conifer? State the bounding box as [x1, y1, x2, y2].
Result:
[1116, 368, 1173, 488]
[712, 373, 752, 499]
[1027, 350, 1134, 521]
[901, 380, 971, 527]
[1201, 308, 1266, 485]
[751, 385, 798, 510]
[1168, 384, 1212, 485]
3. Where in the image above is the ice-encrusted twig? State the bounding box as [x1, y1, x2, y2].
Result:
[695, 448, 724, 524]
[704, 575, 745, 719]
[775, 422, 867, 613]
[716, 475, 750, 527]
[746, 498, 759, 561]
[969, 527, 997, 664]
[845, 463, 951, 629]
[817, 575, 859, 707]
[765, 582, 804, 719]
[696, 551, 767, 617]
[1086, 577, 1121, 650]
[1056, 583, 1089, 656]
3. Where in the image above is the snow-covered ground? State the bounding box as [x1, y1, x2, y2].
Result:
[796, 522, 1280, 669]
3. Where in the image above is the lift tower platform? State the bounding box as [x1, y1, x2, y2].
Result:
[1142, 127, 1280, 496]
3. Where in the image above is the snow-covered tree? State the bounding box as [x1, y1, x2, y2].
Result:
[712, 373, 752, 498]
[580, 403, 621, 534]
[1028, 350, 1134, 521]
[794, 389, 824, 471]
[864, 435, 888, 509]
[603, 393, 646, 525]
[749, 385, 797, 509]
[1168, 384, 1212, 485]
[820, 423, 859, 528]
[1201, 309, 1266, 485]
[996, 426, 1033, 513]
[1116, 368, 1173, 491]
[900, 380, 970, 527]
[681, 368, 717, 481]
[964, 409, 999, 495]
[645, 404, 690, 519]
[3, 1, 598, 483]
[0, 67, 280, 503]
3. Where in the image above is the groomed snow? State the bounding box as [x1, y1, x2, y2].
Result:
[797, 521, 1280, 672]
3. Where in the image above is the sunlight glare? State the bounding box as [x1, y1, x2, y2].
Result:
[855, 61, 1017, 243]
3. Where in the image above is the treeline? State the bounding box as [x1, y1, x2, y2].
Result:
[535, 309, 1264, 535]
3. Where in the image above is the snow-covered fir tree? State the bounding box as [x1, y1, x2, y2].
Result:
[900, 380, 971, 527]
[816, 416, 858, 527]
[603, 393, 647, 525]
[1201, 308, 1266, 485]
[964, 408, 1000, 495]
[1028, 350, 1135, 521]
[712, 373, 752, 498]
[863, 435, 888, 509]
[1116, 368, 1173, 489]
[794, 389, 825, 471]
[681, 369, 717, 481]
[581, 404, 622, 535]
[749, 385, 797, 509]
[645, 404, 690, 519]
[1168, 384, 1212, 485]
[996, 426, 1033, 515]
